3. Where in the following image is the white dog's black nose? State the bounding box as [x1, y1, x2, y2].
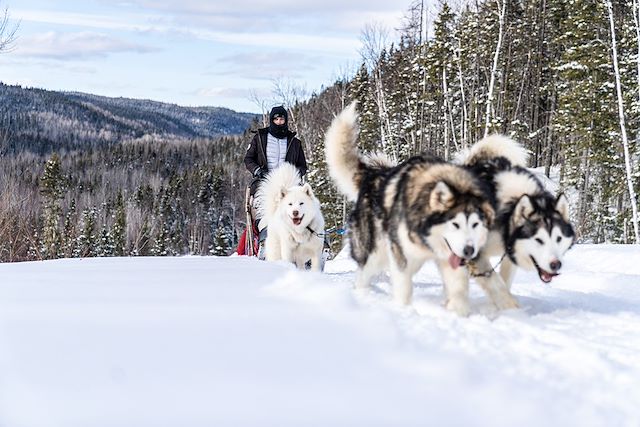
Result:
[292, 210, 299, 217]
[463, 245, 474, 258]
[549, 260, 561, 272]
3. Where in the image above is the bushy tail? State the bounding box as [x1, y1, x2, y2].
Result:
[459, 134, 528, 167]
[324, 102, 367, 201]
[255, 163, 301, 220]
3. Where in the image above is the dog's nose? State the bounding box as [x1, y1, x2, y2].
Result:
[549, 260, 562, 272]
[292, 210, 299, 217]
[463, 245, 474, 258]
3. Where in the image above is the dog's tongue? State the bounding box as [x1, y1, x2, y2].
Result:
[448, 253, 463, 269]
[539, 271, 559, 283]
[292, 217, 302, 226]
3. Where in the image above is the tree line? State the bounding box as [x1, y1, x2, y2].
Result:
[1, 0, 639, 263]
[296, 0, 640, 246]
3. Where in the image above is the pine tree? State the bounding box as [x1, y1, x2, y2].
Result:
[554, 0, 620, 241]
[112, 192, 127, 256]
[77, 208, 98, 257]
[39, 153, 65, 259]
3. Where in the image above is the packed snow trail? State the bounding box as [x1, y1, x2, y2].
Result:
[0, 245, 639, 427]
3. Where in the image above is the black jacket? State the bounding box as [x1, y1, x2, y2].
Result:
[244, 127, 307, 194]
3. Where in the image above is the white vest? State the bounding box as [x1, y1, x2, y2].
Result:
[266, 133, 288, 172]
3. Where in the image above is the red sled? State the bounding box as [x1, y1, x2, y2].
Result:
[236, 223, 259, 256]
[237, 185, 259, 256]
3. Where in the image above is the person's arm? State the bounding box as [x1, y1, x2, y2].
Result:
[296, 139, 308, 177]
[244, 134, 262, 176]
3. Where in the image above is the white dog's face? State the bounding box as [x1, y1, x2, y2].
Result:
[280, 183, 317, 229]
[427, 182, 492, 269]
[513, 225, 574, 282]
[511, 194, 575, 283]
[442, 211, 489, 268]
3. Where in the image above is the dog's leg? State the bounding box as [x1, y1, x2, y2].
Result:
[309, 248, 322, 272]
[389, 263, 413, 305]
[265, 234, 280, 261]
[280, 243, 294, 264]
[355, 257, 379, 290]
[472, 257, 519, 310]
[498, 257, 517, 290]
[437, 260, 471, 316]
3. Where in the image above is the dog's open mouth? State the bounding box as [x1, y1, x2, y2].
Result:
[448, 254, 467, 269]
[445, 239, 467, 269]
[530, 256, 559, 283]
[291, 215, 304, 226]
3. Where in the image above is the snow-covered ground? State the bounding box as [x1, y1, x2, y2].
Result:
[0, 244, 639, 427]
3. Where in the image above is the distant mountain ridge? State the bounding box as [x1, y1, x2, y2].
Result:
[0, 83, 258, 153]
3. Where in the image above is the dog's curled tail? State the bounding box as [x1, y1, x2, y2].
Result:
[324, 102, 366, 202]
[255, 163, 301, 220]
[461, 134, 529, 167]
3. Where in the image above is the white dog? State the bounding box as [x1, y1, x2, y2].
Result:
[255, 163, 325, 271]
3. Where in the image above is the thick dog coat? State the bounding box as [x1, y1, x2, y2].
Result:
[325, 103, 518, 315]
[255, 164, 325, 271]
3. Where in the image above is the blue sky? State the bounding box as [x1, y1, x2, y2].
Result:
[0, 0, 417, 113]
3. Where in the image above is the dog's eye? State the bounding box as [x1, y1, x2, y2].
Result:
[288, 203, 293, 206]
[300, 202, 304, 205]
[535, 238, 544, 245]
[472, 223, 479, 229]
[452, 223, 460, 229]
[556, 236, 562, 243]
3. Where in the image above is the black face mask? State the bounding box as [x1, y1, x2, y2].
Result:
[269, 121, 288, 138]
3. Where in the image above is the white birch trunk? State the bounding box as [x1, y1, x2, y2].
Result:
[484, 0, 506, 138]
[455, 38, 469, 148]
[633, 0, 640, 106]
[606, 0, 640, 243]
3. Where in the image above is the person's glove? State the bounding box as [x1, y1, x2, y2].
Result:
[253, 167, 267, 178]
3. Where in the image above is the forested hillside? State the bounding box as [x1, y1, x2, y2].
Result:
[0, 83, 256, 153]
[297, 0, 640, 246]
[0, 84, 258, 262]
[1, 0, 638, 263]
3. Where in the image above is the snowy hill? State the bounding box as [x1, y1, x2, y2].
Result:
[0, 244, 639, 427]
[0, 83, 257, 153]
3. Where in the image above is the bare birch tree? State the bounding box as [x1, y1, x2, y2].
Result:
[0, 5, 17, 53]
[360, 22, 392, 156]
[484, 0, 506, 138]
[605, 0, 640, 243]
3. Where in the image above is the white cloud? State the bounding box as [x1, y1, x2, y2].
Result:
[15, 3, 412, 56]
[207, 51, 322, 81]
[196, 86, 270, 100]
[13, 31, 158, 60]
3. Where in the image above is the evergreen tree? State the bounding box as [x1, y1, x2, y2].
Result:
[112, 192, 127, 256]
[39, 153, 65, 259]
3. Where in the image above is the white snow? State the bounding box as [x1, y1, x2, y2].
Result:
[1, 244, 639, 427]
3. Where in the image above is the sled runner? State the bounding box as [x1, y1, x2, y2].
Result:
[236, 185, 259, 256]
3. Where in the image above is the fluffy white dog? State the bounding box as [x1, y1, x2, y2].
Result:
[255, 163, 325, 271]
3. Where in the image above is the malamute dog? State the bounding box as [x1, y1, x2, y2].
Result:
[460, 135, 575, 289]
[324, 103, 518, 315]
[255, 163, 325, 271]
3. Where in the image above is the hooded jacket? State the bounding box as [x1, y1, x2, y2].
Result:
[244, 127, 308, 195]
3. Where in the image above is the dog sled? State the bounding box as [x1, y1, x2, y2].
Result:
[236, 180, 342, 269]
[236, 184, 259, 257]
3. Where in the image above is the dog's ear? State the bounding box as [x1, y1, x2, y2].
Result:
[481, 202, 495, 227]
[302, 183, 314, 198]
[555, 193, 569, 222]
[512, 195, 534, 227]
[279, 187, 288, 200]
[430, 181, 454, 211]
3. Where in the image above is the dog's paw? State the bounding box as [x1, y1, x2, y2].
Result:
[495, 293, 520, 310]
[446, 298, 471, 317]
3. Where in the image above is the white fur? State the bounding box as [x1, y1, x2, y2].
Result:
[324, 102, 362, 201]
[495, 172, 540, 206]
[464, 134, 529, 167]
[255, 164, 325, 271]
